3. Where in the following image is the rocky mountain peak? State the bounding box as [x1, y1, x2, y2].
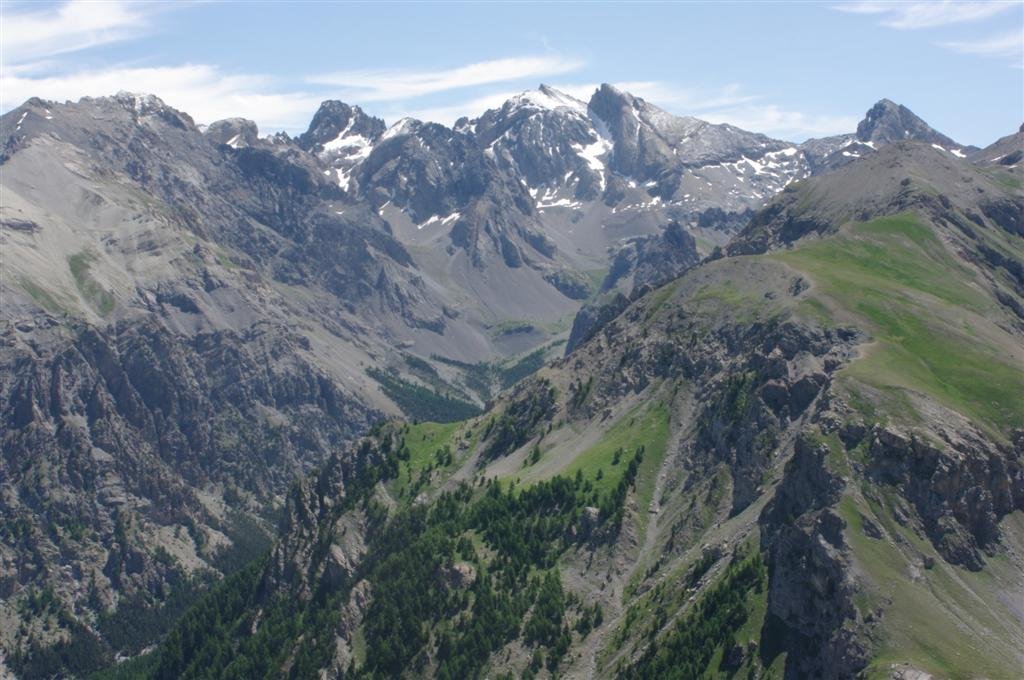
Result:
[112, 91, 171, 115]
[589, 82, 633, 107]
[507, 84, 588, 114]
[587, 83, 638, 134]
[379, 116, 420, 141]
[204, 117, 259, 148]
[297, 100, 386, 154]
[98, 91, 196, 129]
[856, 98, 960, 149]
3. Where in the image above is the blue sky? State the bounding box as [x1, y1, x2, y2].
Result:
[2, 1, 1021, 144]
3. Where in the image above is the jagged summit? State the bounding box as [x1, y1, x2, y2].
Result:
[204, 117, 259, 147]
[799, 98, 971, 173]
[296, 99, 386, 155]
[504, 84, 589, 114]
[112, 90, 168, 110]
[856, 98, 963, 150]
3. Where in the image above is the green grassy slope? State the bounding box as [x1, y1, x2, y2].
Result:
[777, 212, 1024, 434]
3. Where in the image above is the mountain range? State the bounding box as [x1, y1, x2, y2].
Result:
[0, 83, 1020, 679]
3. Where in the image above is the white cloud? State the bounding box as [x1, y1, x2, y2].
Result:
[2, 64, 323, 133]
[941, 29, 1024, 60]
[834, 1, 1013, 29]
[835, 1, 1021, 67]
[308, 55, 584, 101]
[612, 81, 761, 112]
[2, 0, 154, 64]
[698, 105, 860, 141]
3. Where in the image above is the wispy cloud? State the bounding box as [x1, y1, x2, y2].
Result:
[308, 55, 585, 101]
[835, 1, 1021, 67]
[834, 1, 1014, 29]
[698, 105, 860, 140]
[2, 64, 323, 132]
[0, 2, 323, 133]
[941, 29, 1024, 59]
[612, 82, 760, 112]
[2, 0, 155, 64]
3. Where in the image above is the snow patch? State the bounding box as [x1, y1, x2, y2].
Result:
[335, 168, 353, 191]
[418, 212, 461, 230]
[510, 87, 588, 115]
[381, 118, 416, 141]
[537, 198, 582, 209]
[572, 134, 613, 191]
[321, 116, 374, 160]
[930, 144, 966, 158]
[741, 156, 766, 174]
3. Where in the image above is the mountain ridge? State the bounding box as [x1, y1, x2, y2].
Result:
[1, 81, 1020, 677]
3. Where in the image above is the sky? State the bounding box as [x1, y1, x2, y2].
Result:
[1, 1, 1022, 145]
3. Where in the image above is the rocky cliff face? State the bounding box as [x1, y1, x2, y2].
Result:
[0, 93, 408, 673]
[565, 220, 700, 354]
[0, 316, 380, 675]
[856, 99, 966, 150]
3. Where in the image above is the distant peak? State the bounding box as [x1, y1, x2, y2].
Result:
[314, 99, 360, 115]
[508, 85, 587, 114]
[205, 118, 259, 148]
[100, 91, 195, 128]
[298, 99, 386, 152]
[380, 117, 419, 141]
[112, 91, 169, 113]
[861, 99, 906, 125]
[856, 98, 959, 148]
[589, 83, 641, 113]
